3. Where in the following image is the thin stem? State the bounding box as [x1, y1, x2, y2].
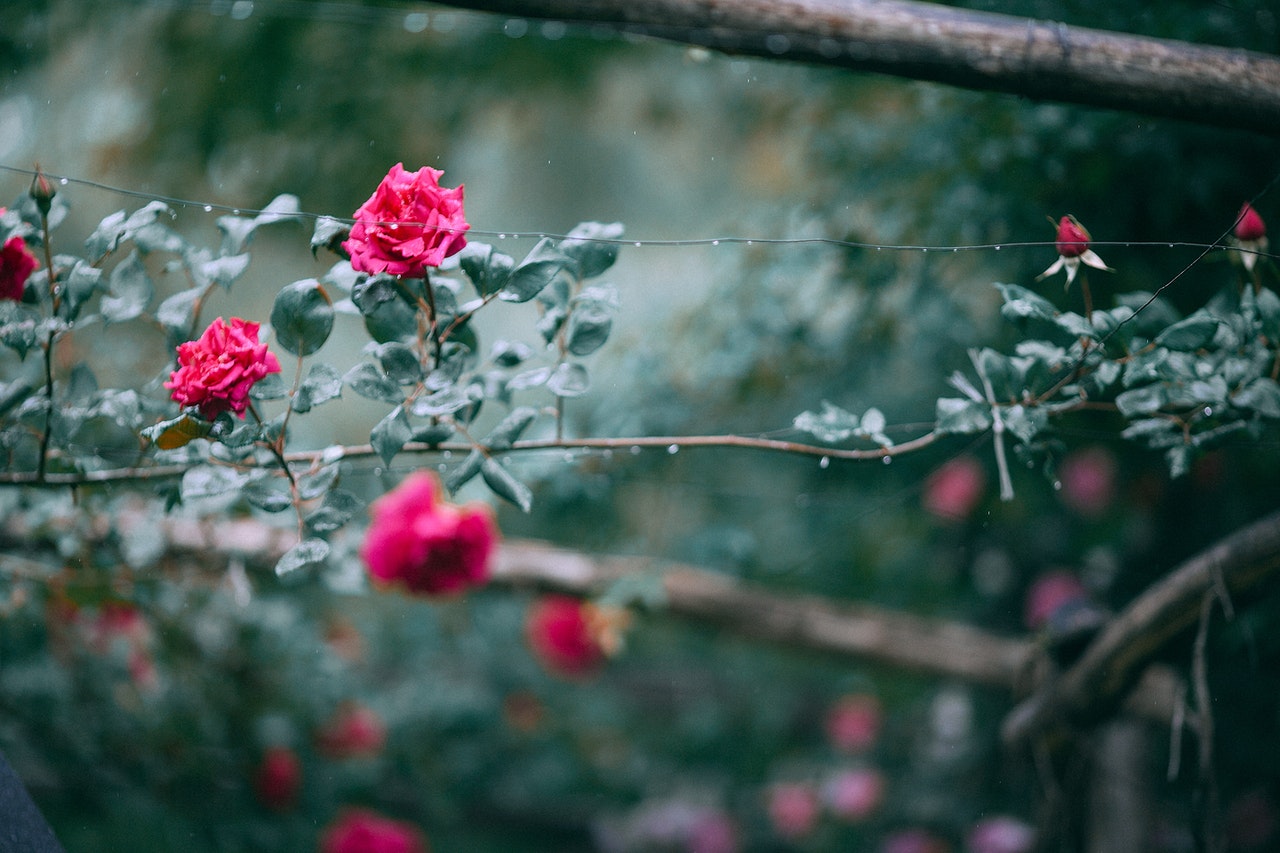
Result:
[35, 206, 58, 483]
[421, 271, 442, 370]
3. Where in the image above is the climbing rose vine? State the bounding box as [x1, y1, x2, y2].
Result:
[165, 316, 282, 419]
[343, 162, 469, 277]
[359, 471, 496, 596]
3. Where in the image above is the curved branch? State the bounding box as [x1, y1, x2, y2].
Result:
[1002, 508, 1280, 746]
[430, 0, 1280, 135]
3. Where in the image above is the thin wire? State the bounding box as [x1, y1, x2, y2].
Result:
[1, 163, 1275, 261]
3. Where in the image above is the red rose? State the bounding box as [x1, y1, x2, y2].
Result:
[525, 595, 606, 678]
[765, 782, 819, 840]
[359, 472, 496, 596]
[316, 703, 386, 759]
[922, 456, 986, 522]
[1053, 215, 1090, 258]
[165, 317, 281, 419]
[320, 808, 428, 853]
[1235, 202, 1267, 242]
[254, 746, 302, 812]
[824, 693, 882, 752]
[343, 163, 469, 278]
[0, 235, 38, 301]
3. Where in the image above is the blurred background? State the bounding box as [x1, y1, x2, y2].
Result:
[1, 1, 1279, 850]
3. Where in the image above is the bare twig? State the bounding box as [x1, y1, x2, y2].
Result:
[428, 0, 1280, 135]
[1002, 509, 1280, 745]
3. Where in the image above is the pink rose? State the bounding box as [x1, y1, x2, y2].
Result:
[923, 456, 986, 522]
[315, 703, 386, 759]
[824, 693, 882, 752]
[254, 746, 302, 812]
[320, 808, 429, 853]
[165, 317, 281, 419]
[822, 768, 885, 821]
[765, 782, 820, 840]
[966, 816, 1034, 853]
[1057, 446, 1116, 517]
[343, 163, 469, 278]
[1023, 570, 1088, 631]
[1235, 202, 1267, 242]
[359, 472, 496, 596]
[880, 828, 950, 853]
[525, 595, 605, 678]
[1053, 215, 1091, 258]
[0, 235, 38, 301]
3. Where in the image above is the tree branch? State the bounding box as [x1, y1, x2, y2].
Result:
[429, 0, 1280, 135]
[1002, 509, 1280, 746]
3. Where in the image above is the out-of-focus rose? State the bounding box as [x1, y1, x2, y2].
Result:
[1232, 202, 1269, 272]
[1058, 447, 1117, 517]
[766, 782, 820, 840]
[688, 810, 739, 853]
[966, 816, 1034, 853]
[525, 595, 609, 678]
[0, 235, 38, 301]
[320, 808, 429, 853]
[880, 828, 951, 853]
[343, 163, 468, 278]
[359, 472, 496, 597]
[165, 317, 281, 419]
[1023, 570, 1088, 631]
[254, 746, 302, 812]
[822, 768, 884, 821]
[315, 703, 386, 759]
[923, 457, 986, 522]
[824, 693, 882, 752]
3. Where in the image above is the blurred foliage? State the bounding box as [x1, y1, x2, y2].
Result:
[1, 1, 1280, 852]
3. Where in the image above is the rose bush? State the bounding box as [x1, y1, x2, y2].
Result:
[343, 163, 469, 277]
[359, 471, 496, 596]
[165, 316, 282, 419]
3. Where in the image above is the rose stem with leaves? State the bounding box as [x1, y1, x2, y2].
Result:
[33, 169, 58, 482]
[248, 401, 303, 537]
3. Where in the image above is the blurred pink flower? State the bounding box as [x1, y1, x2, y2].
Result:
[766, 782, 820, 840]
[923, 457, 986, 522]
[880, 828, 951, 853]
[825, 693, 882, 752]
[688, 810, 740, 853]
[1058, 447, 1117, 517]
[0, 235, 37, 300]
[344, 163, 468, 278]
[254, 746, 302, 812]
[316, 703, 386, 760]
[320, 808, 428, 853]
[165, 317, 281, 419]
[823, 768, 885, 821]
[1023, 570, 1088, 631]
[966, 816, 1034, 853]
[359, 472, 496, 597]
[526, 595, 606, 678]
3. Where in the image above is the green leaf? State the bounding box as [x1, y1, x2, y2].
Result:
[271, 279, 334, 357]
[1002, 405, 1048, 444]
[793, 401, 861, 443]
[275, 538, 330, 577]
[100, 250, 154, 323]
[559, 221, 624, 278]
[62, 260, 103, 319]
[344, 362, 403, 404]
[1115, 384, 1167, 417]
[444, 449, 484, 492]
[1121, 417, 1180, 442]
[292, 362, 343, 413]
[371, 406, 411, 465]
[181, 465, 248, 500]
[140, 413, 211, 450]
[484, 406, 539, 450]
[458, 242, 515, 296]
[375, 341, 423, 384]
[242, 477, 294, 513]
[547, 362, 590, 397]
[1232, 377, 1280, 418]
[297, 462, 341, 501]
[996, 283, 1057, 323]
[410, 386, 470, 417]
[1115, 291, 1182, 336]
[507, 366, 551, 391]
[311, 216, 350, 257]
[935, 397, 992, 434]
[249, 371, 288, 401]
[156, 287, 202, 345]
[0, 379, 33, 419]
[306, 490, 364, 535]
[491, 340, 533, 367]
[501, 238, 572, 303]
[481, 457, 533, 512]
[190, 251, 250, 291]
[412, 422, 455, 445]
[0, 302, 39, 359]
[565, 302, 614, 356]
[1155, 315, 1220, 351]
[84, 201, 173, 259]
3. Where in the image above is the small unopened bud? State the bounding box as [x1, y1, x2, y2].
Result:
[30, 166, 56, 217]
[1235, 202, 1266, 242]
[1054, 215, 1090, 258]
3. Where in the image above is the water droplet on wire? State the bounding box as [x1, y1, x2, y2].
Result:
[667, 444, 679, 455]
[819, 456, 830, 469]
